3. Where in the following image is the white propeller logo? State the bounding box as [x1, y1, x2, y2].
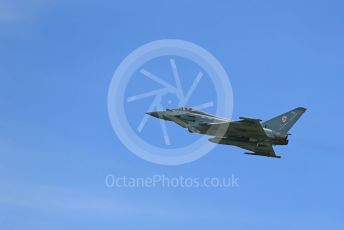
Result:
[108, 39, 233, 165]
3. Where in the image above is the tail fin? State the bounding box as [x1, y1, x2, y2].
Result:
[262, 107, 306, 134]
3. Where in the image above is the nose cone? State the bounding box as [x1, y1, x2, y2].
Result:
[146, 111, 161, 118]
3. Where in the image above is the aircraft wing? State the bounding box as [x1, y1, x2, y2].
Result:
[228, 117, 267, 138]
[236, 143, 281, 158]
[204, 117, 267, 139]
[206, 118, 281, 158]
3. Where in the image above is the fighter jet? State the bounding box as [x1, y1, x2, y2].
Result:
[146, 107, 306, 158]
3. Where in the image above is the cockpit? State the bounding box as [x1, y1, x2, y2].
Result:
[176, 107, 193, 111]
[165, 107, 193, 112]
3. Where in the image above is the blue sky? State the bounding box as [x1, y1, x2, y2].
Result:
[1, 0, 344, 229]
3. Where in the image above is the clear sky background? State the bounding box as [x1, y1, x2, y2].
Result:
[1, 0, 344, 229]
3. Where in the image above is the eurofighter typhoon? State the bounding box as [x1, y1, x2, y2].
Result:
[147, 107, 306, 158]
